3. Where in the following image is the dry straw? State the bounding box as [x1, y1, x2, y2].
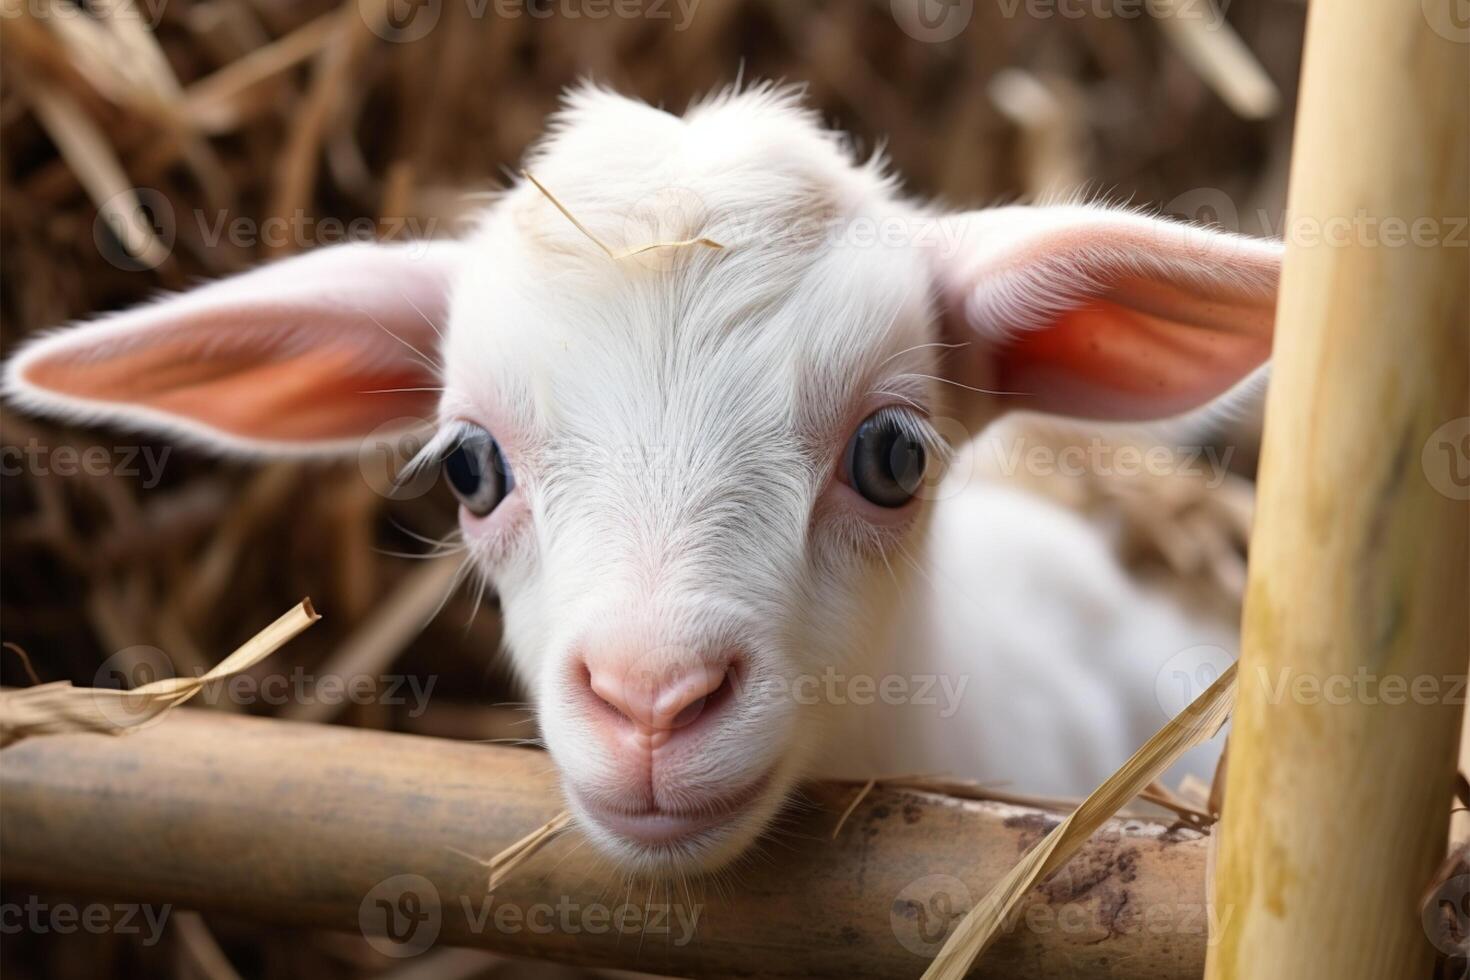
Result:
[923, 661, 1238, 979]
[0, 599, 320, 747]
[831, 776, 877, 839]
[520, 170, 725, 260]
[452, 809, 575, 892]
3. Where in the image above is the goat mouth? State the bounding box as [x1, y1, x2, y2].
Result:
[575, 768, 775, 847]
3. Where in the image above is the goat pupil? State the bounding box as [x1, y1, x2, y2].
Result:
[442, 426, 510, 516]
[849, 413, 925, 508]
[445, 442, 483, 498]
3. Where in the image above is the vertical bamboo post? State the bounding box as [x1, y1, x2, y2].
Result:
[1205, 3, 1469, 978]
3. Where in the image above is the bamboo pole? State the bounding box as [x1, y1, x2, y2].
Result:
[0, 710, 1213, 979]
[1205, 4, 1470, 978]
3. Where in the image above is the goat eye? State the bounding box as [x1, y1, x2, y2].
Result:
[442, 425, 513, 517]
[844, 410, 926, 509]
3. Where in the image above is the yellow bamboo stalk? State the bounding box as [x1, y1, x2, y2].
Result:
[1205, 3, 1469, 978]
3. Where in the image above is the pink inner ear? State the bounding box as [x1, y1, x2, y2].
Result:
[23, 334, 437, 442]
[993, 274, 1276, 421]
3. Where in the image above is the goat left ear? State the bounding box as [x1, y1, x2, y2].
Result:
[3, 240, 463, 455]
[931, 206, 1282, 424]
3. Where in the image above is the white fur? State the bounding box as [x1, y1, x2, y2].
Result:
[816, 440, 1233, 796]
[3, 84, 1273, 874]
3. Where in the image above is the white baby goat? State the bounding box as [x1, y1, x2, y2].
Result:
[5, 85, 1279, 874]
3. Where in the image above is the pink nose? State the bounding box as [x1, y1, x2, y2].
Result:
[583, 655, 734, 748]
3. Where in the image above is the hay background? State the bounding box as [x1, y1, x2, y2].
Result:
[0, 1, 1303, 977]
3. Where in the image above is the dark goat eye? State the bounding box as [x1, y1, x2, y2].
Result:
[442, 425, 513, 517]
[844, 410, 926, 509]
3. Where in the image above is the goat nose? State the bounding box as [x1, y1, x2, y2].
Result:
[584, 657, 733, 744]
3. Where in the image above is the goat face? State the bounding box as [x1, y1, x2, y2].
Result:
[4, 84, 1280, 873]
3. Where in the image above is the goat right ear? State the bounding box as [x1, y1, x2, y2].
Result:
[929, 206, 1280, 425]
[3, 241, 463, 455]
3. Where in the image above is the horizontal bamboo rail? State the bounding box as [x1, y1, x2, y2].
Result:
[1, 710, 1213, 978]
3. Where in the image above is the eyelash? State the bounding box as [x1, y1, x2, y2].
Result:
[862, 407, 950, 467]
[397, 419, 496, 498]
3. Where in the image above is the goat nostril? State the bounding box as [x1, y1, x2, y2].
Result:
[657, 662, 733, 731]
[670, 694, 708, 730]
[585, 667, 634, 725]
[675, 665, 736, 729]
[582, 657, 736, 735]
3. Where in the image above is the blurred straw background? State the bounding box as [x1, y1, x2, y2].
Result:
[1, 0, 1304, 977]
